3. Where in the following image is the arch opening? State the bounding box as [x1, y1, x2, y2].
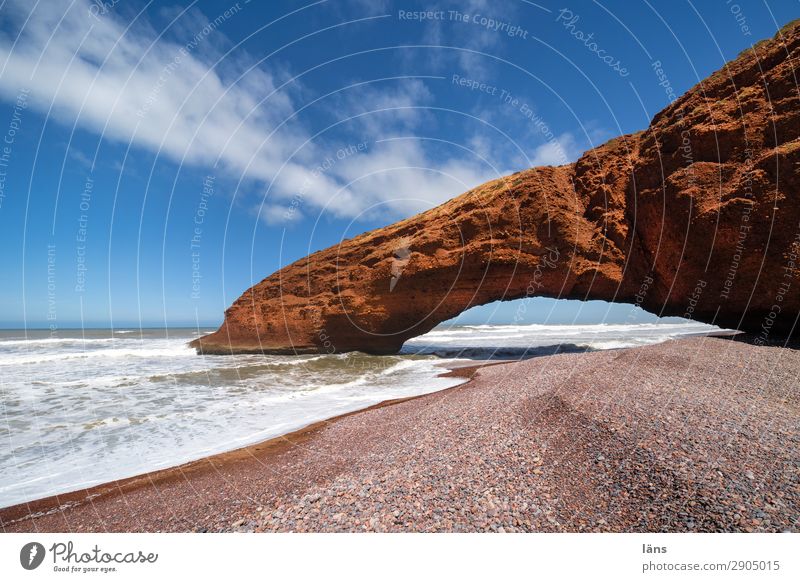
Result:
[397, 298, 728, 360]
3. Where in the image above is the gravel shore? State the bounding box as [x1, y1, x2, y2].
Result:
[2, 336, 798, 532]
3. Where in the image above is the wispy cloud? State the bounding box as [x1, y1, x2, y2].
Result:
[529, 132, 581, 166]
[0, 0, 572, 227]
[338, 0, 392, 17]
[0, 1, 303, 178]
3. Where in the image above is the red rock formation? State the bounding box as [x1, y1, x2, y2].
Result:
[192, 21, 800, 355]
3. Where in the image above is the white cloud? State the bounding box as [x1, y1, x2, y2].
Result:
[0, 1, 309, 185]
[342, 0, 392, 17]
[529, 133, 582, 166]
[415, 0, 523, 76]
[260, 137, 503, 223]
[0, 1, 584, 228]
[258, 203, 303, 225]
[336, 138, 500, 217]
[331, 78, 434, 135]
[68, 147, 94, 169]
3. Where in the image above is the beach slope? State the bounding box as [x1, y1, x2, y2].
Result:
[2, 337, 798, 532]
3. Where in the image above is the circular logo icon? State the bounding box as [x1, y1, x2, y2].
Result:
[20, 542, 46, 570]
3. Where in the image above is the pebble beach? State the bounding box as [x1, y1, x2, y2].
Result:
[2, 336, 798, 533]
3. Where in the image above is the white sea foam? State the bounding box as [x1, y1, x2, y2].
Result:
[0, 337, 119, 347]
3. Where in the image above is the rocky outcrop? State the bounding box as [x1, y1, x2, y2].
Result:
[192, 21, 800, 355]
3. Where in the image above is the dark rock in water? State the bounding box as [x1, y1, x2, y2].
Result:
[192, 21, 800, 355]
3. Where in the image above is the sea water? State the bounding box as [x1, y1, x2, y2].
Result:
[0, 321, 727, 507]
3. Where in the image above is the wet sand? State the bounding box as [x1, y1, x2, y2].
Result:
[2, 337, 798, 532]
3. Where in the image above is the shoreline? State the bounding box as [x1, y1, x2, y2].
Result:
[0, 362, 493, 527]
[3, 337, 797, 532]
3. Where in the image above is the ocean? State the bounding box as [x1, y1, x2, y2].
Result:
[0, 321, 728, 508]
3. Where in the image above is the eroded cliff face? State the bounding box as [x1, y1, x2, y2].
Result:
[192, 22, 800, 355]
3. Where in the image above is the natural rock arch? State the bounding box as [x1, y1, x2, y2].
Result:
[192, 23, 800, 355]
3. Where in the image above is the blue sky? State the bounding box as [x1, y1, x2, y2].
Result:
[0, 0, 796, 328]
